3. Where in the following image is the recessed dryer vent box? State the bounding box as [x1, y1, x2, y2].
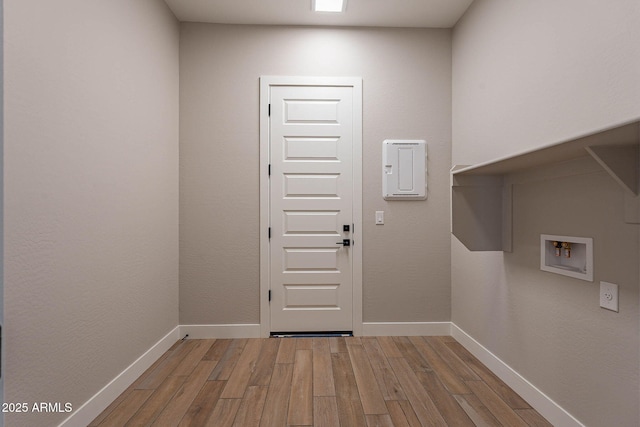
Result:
[540, 234, 593, 281]
[383, 140, 427, 200]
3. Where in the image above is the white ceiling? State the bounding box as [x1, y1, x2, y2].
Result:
[164, 0, 475, 28]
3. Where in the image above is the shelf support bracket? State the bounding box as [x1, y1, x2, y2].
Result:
[586, 142, 640, 224]
[585, 144, 639, 196]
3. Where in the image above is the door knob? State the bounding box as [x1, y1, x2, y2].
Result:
[336, 239, 351, 247]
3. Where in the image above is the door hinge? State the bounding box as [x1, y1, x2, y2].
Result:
[268, 104, 271, 116]
[268, 290, 272, 301]
[268, 164, 271, 176]
[268, 227, 271, 239]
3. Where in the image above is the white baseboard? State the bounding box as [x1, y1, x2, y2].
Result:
[361, 322, 452, 336]
[58, 326, 181, 427]
[451, 323, 584, 427]
[180, 324, 261, 339]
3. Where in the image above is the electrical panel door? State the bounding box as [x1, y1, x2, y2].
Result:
[383, 140, 427, 200]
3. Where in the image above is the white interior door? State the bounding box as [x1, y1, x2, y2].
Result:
[269, 84, 354, 333]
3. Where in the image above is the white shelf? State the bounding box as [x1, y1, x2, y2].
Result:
[451, 120, 640, 252]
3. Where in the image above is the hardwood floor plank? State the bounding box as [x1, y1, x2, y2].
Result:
[275, 338, 297, 364]
[345, 336, 362, 346]
[385, 401, 411, 427]
[331, 352, 360, 401]
[397, 400, 422, 427]
[98, 389, 153, 427]
[313, 338, 336, 397]
[249, 338, 280, 386]
[446, 341, 531, 409]
[365, 414, 395, 427]
[414, 368, 474, 426]
[232, 386, 268, 427]
[392, 336, 432, 373]
[168, 339, 185, 352]
[132, 348, 173, 387]
[203, 339, 230, 362]
[177, 380, 225, 427]
[467, 380, 529, 427]
[329, 336, 348, 353]
[388, 357, 447, 427]
[221, 339, 264, 398]
[347, 343, 388, 415]
[453, 394, 501, 427]
[137, 340, 198, 390]
[126, 375, 187, 426]
[362, 337, 407, 401]
[171, 339, 216, 377]
[152, 360, 217, 426]
[288, 349, 313, 426]
[425, 336, 480, 381]
[296, 337, 314, 350]
[314, 396, 340, 427]
[409, 336, 470, 394]
[205, 398, 242, 427]
[332, 350, 367, 425]
[260, 363, 293, 427]
[515, 408, 555, 427]
[209, 338, 248, 381]
[335, 396, 367, 427]
[377, 336, 402, 359]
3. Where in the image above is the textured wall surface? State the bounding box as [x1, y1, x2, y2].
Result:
[4, 1, 179, 426]
[453, 0, 640, 166]
[452, 0, 640, 425]
[179, 24, 452, 325]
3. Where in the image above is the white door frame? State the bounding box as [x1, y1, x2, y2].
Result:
[259, 76, 363, 338]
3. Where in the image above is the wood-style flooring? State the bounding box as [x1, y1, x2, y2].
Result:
[90, 336, 552, 426]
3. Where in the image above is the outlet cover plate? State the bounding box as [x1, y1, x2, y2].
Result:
[600, 281, 619, 312]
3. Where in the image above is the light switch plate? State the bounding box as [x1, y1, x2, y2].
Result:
[375, 211, 384, 225]
[600, 281, 619, 312]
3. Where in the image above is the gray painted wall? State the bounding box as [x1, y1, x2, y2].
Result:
[4, 1, 179, 426]
[452, 0, 640, 426]
[179, 24, 453, 325]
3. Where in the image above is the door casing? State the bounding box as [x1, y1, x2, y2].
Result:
[259, 76, 363, 337]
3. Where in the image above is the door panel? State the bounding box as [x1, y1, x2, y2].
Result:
[284, 137, 340, 161]
[283, 285, 340, 308]
[283, 211, 340, 235]
[284, 100, 340, 123]
[270, 85, 353, 332]
[284, 174, 340, 198]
